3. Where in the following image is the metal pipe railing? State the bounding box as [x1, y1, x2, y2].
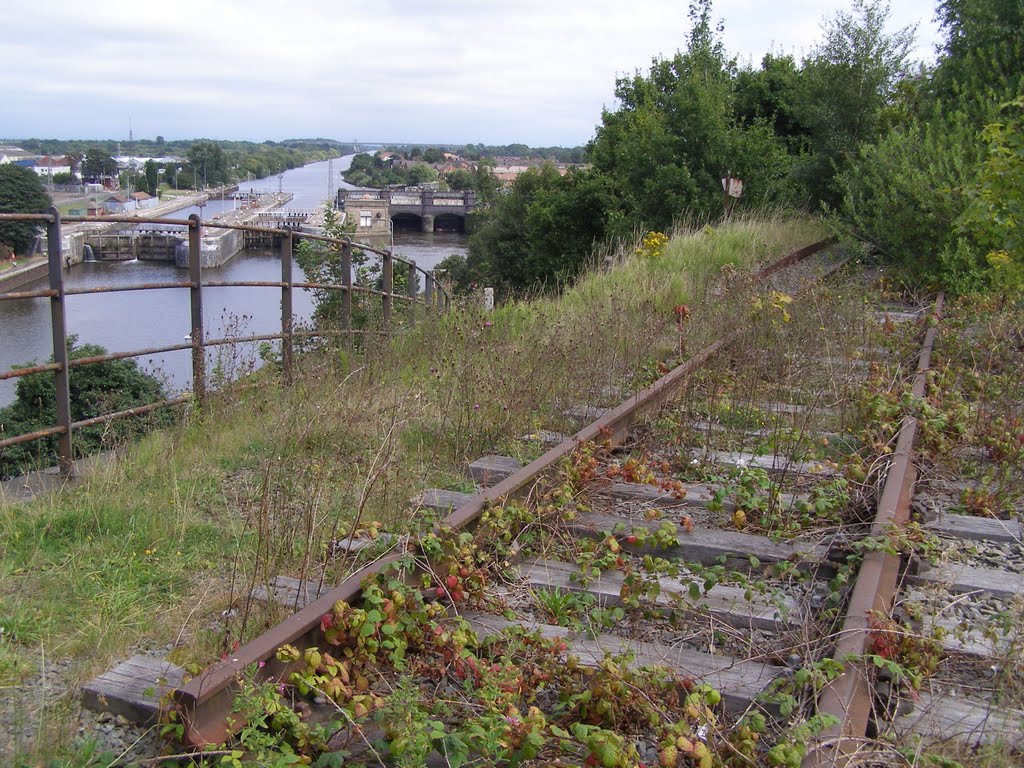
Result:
[0, 207, 449, 477]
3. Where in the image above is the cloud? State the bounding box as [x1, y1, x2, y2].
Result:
[1, 0, 942, 145]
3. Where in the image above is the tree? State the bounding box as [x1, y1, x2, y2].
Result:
[465, 165, 615, 297]
[66, 151, 85, 181]
[957, 97, 1024, 292]
[187, 140, 228, 187]
[444, 168, 475, 191]
[0, 337, 168, 479]
[82, 150, 117, 183]
[586, 0, 802, 230]
[406, 163, 438, 185]
[733, 54, 810, 153]
[796, 0, 915, 206]
[0, 164, 50, 255]
[144, 159, 160, 196]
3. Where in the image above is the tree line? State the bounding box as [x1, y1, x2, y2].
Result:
[442, 0, 1023, 298]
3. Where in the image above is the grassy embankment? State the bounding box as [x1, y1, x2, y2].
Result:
[0, 213, 825, 761]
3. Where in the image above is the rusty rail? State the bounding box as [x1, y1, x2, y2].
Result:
[173, 237, 843, 746]
[0, 209, 448, 475]
[804, 295, 944, 768]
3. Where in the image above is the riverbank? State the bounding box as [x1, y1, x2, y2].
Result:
[0, 257, 48, 292]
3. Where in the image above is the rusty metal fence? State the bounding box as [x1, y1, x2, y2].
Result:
[0, 207, 449, 476]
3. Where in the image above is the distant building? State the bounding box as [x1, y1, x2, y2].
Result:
[130, 191, 156, 208]
[340, 192, 390, 238]
[103, 193, 134, 213]
[33, 156, 73, 178]
[0, 145, 41, 167]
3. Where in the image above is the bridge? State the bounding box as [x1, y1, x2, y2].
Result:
[337, 188, 477, 235]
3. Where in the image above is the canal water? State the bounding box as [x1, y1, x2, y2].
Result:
[0, 156, 468, 406]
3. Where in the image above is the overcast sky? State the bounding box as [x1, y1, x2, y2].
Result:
[2, 0, 942, 147]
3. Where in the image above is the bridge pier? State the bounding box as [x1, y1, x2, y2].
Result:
[421, 214, 434, 233]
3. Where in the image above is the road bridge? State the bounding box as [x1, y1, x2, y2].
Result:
[337, 189, 476, 236]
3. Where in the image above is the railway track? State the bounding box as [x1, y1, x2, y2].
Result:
[81, 246, 1023, 766]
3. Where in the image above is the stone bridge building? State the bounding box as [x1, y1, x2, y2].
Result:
[337, 188, 477, 237]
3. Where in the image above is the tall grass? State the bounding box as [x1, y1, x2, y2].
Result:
[0, 212, 825, 762]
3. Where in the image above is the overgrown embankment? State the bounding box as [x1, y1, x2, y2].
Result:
[0, 214, 825, 763]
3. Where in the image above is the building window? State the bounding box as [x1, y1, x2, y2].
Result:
[359, 210, 372, 228]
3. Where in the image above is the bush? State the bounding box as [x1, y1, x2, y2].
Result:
[0, 164, 50, 255]
[0, 337, 169, 478]
[838, 111, 983, 288]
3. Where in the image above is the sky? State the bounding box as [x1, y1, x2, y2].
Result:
[1, 0, 943, 148]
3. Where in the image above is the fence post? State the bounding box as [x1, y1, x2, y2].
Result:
[425, 270, 434, 311]
[47, 207, 74, 477]
[341, 238, 352, 342]
[188, 214, 205, 403]
[406, 260, 417, 327]
[382, 251, 393, 333]
[281, 232, 294, 384]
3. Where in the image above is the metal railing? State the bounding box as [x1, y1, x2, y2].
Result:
[0, 207, 450, 476]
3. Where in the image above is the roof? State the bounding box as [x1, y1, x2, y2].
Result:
[130, 191, 152, 200]
[107, 194, 130, 203]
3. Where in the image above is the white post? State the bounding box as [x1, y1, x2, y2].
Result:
[483, 287, 494, 312]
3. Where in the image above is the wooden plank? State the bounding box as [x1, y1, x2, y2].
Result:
[690, 419, 840, 443]
[82, 655, 185, 725]
[569, 511, 832, 573]
[468, 455, 523, 487]
[893, 692, 1024, 749]
[251, 575, 326, 611]
[462, 611, 778, 715]
[873, 310, 921, 324]
[752, 401, 840, 418]
[521, 430, 568, 447]
[912, 563, 1024, 601]
[696, 450, 837, 478]
[605, 481, 807, 514]
[518, 558, 796, 631]
[924, 513, 1022, 545]
[415, 488, 476, 515]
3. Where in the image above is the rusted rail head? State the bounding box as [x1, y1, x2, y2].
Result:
[803, 294, 944, 768]
[173, 237, 840, 746]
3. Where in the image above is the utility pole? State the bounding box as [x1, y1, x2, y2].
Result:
[327, 157, 335, 207]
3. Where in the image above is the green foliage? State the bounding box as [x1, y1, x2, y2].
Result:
[0, 164, 50, 254]
[0, 336, 168, 478]
[188, 140, 228, 187]
[463, 165, 616, 297]
[587, 0, 740, 230]
[143, 159, 159, 197]
[838, 110, 983, 288]
[957, 97, 1024, 294]
[81, 149, 117, 182]
[795, 0, 915, 206]
[443, 167, 475, 191]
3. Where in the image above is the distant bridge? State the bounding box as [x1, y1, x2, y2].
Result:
[337, 189, 477, 235]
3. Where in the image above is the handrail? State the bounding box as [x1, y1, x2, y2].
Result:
[0, 212, 444, 281]
[0, 208, 451, 476]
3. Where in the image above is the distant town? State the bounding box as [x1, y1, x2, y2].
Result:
[0, 140, 586, 223]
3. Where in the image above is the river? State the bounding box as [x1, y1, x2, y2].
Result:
[0, 155, 468, 406]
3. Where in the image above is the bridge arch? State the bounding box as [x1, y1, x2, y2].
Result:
[391, 213, 422, 233]
[433, 213, 465, 233]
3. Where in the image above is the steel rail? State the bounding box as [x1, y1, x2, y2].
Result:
[0, 425, 67, 450]
[803, 294, 944, 768]
[70, 395, 193, 430]
[0, 288, 58, 302]
[0, 362, 62, 381]
[172, 237, 842, 746]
